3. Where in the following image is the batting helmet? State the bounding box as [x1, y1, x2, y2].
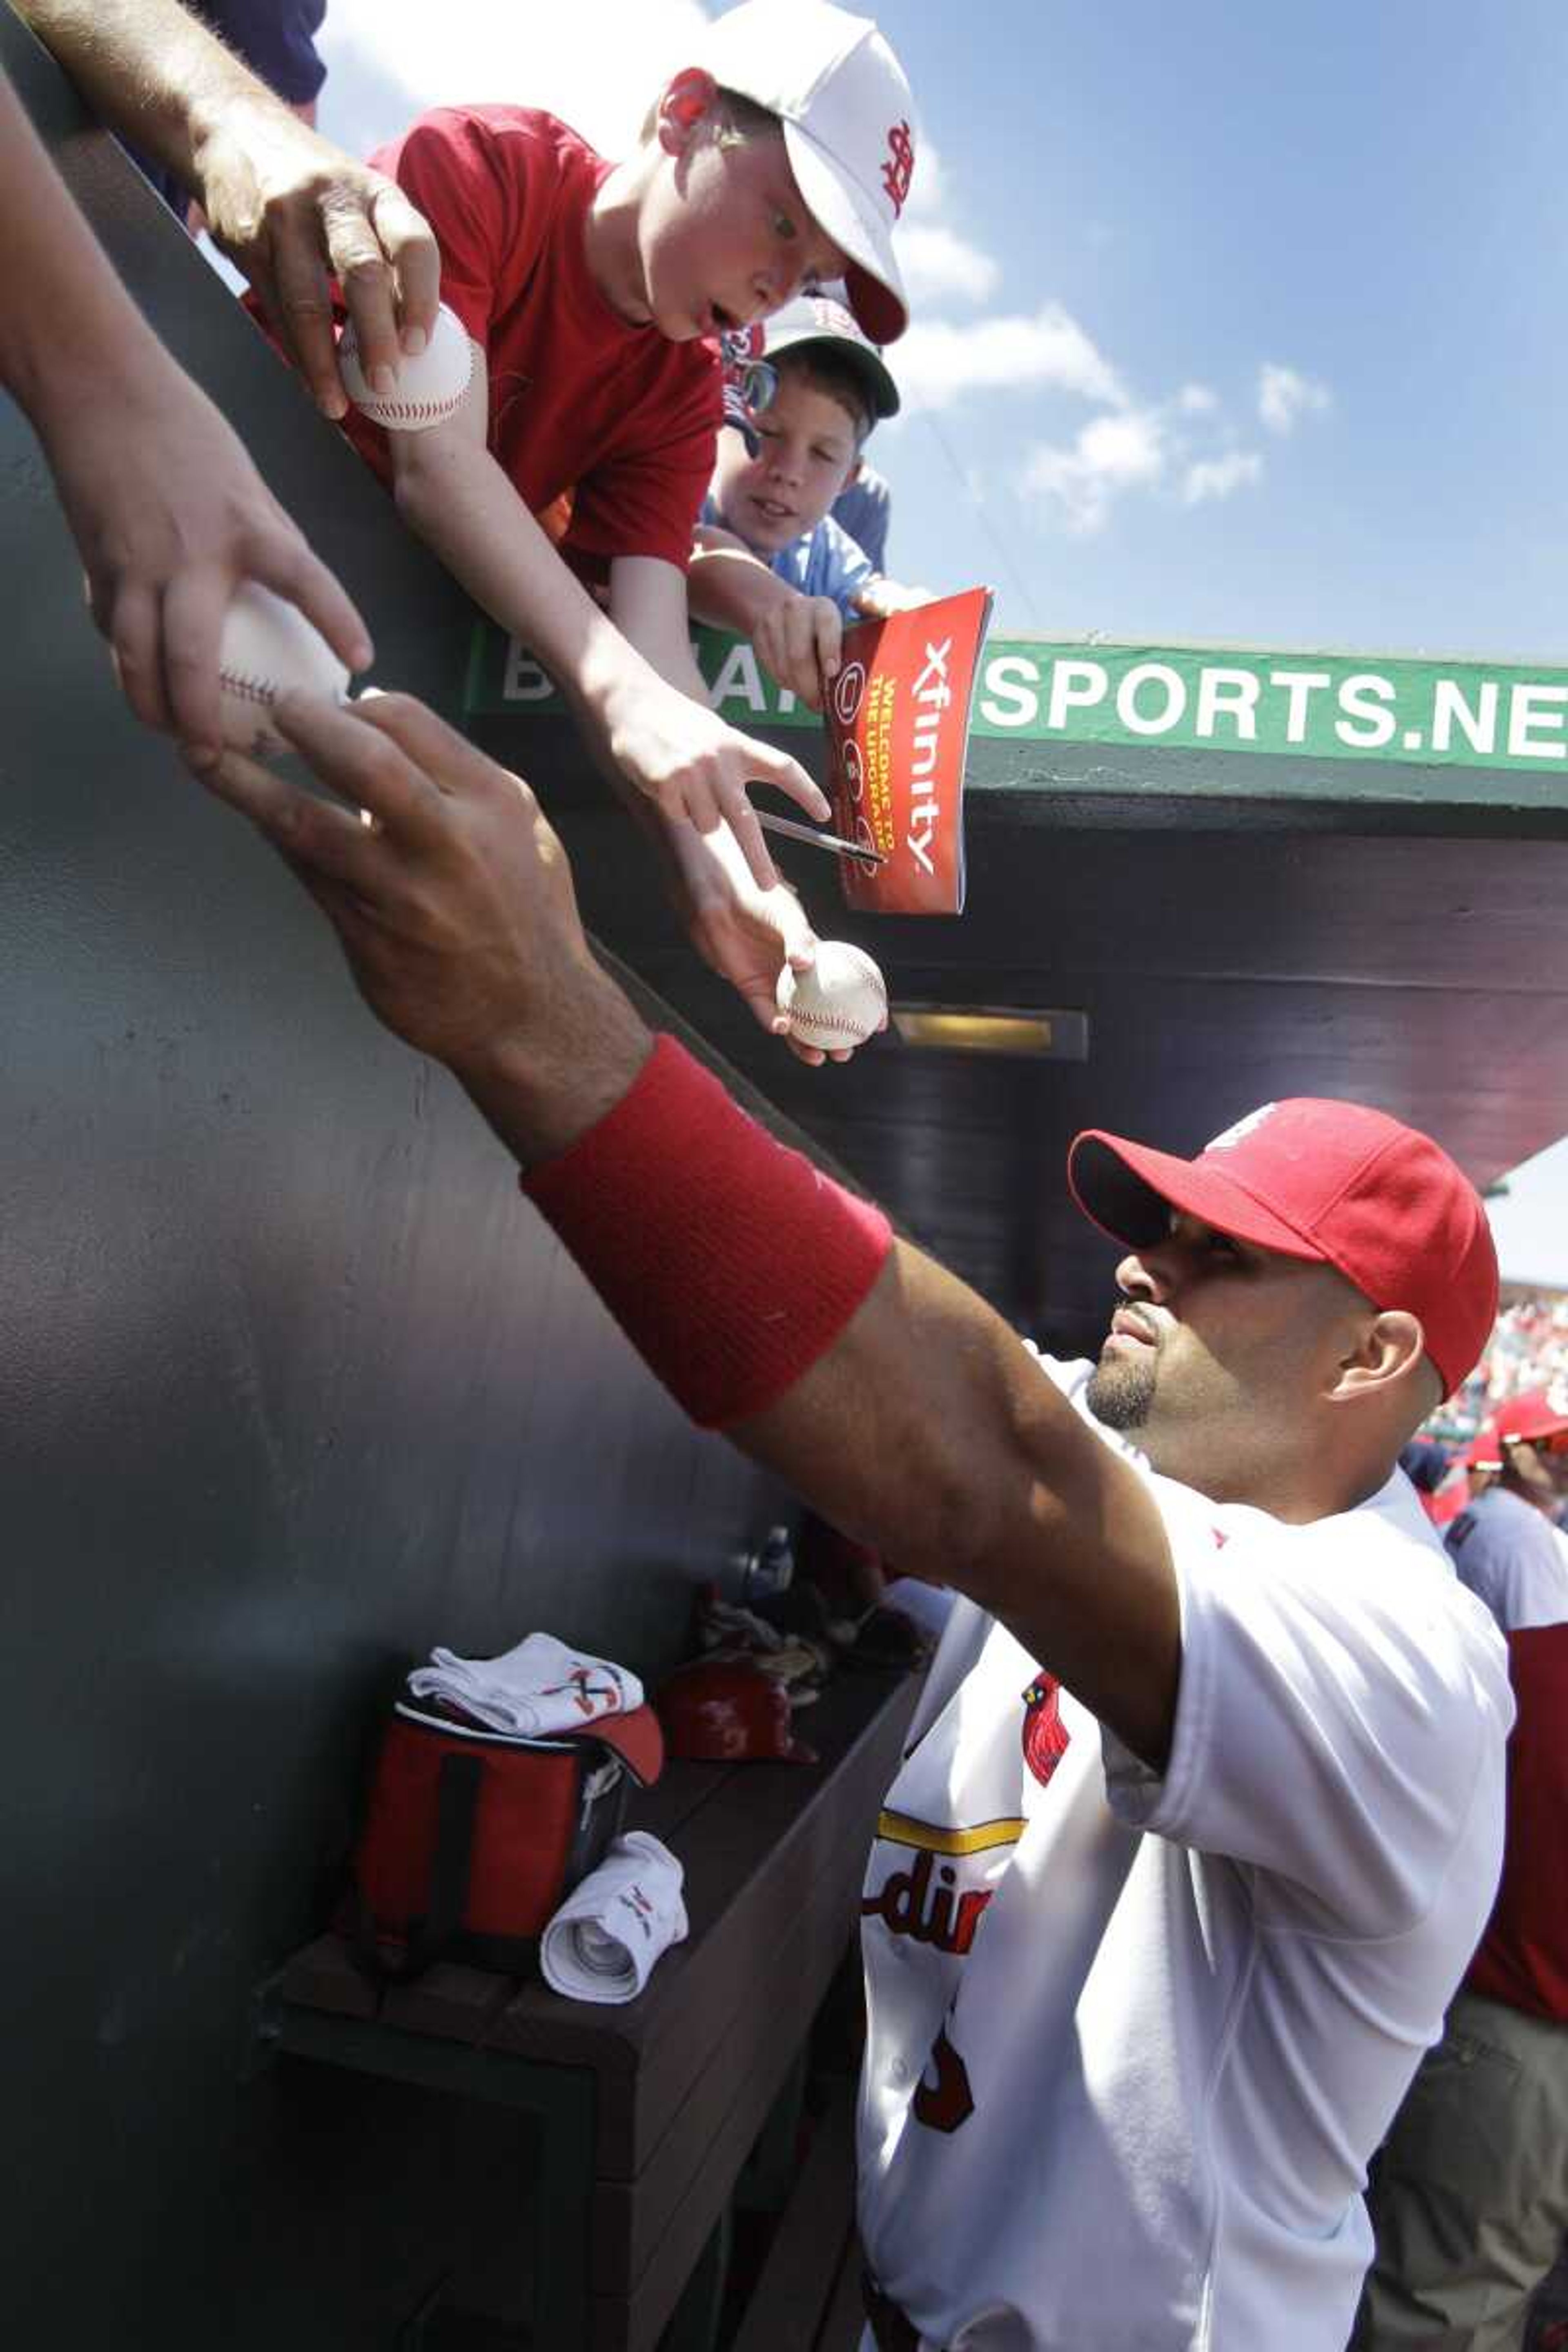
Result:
[655, 1661, 817, 1765]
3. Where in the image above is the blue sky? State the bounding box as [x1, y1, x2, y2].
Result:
[317, 0, 1568, 655]
[311, 0, 1568, 1282]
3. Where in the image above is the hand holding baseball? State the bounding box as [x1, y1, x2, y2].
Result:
[37, 337, 371, 762]
[196, 105, 441, 422]
[217, 584, 352, 751]
[673, 828, 825, 1058]
[777, 942, 889, 1060]
[338, 303, 474, 432]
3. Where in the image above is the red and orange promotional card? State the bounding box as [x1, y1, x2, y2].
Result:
[824, 587, 994, 915]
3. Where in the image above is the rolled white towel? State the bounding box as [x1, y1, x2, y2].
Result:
[540, 1832, 688, 2005]
[408, 1632, 643, 1738]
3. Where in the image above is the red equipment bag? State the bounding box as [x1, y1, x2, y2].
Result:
[345, 1700, 663, 1979]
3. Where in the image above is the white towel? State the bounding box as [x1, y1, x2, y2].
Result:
[407, 1633, 643, 1738]
[540, 1832, 688, 2005]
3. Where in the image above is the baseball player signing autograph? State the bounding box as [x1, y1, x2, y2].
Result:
[207, 692, 1513, 2352]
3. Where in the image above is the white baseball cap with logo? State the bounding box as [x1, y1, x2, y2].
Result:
[697, 0, 915, 345]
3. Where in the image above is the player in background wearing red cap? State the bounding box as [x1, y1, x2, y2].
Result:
[1354, 1389, 1568, 2350]
[202, 692, 1513, 2352]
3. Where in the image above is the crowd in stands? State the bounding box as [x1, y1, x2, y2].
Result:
[1429, 1292, 1568, 1453]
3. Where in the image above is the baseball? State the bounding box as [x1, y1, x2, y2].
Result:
[218, 583, 352, 753]
[777, 940, 889, 1051]
[338, 301, 474, 432]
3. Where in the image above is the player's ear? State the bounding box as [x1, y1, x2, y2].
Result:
[657, 69, 719, 155]
[1330, 1308, 1428, 1403]
[846, 456, 864, 487]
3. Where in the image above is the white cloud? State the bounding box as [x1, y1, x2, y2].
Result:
[318, 5, 997, 316]
[899, 224, 1000, 306]
[1258, 361, 1331, 436]
[895, 303, 1127, 415]
[317, 0, 712, 155]
[1176, 382, 1217, 414]
[1182, 451, 1263, 506]
[902, 136, 949, 221]
[1022, 409, 1167, 535]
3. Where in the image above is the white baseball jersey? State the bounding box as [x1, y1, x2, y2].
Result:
[857, 1356, 1512, 2352]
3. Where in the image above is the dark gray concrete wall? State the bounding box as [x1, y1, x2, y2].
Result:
[1, 18, 789, 2340]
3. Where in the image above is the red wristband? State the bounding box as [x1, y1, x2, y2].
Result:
[521, 1035, 893, 1428]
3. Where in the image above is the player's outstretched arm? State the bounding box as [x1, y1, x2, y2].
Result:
[11, 0, 439, 419]
[0, 68, 370, 758]
[386, 375, 832, 891]
[206, 691, 1182, 1768]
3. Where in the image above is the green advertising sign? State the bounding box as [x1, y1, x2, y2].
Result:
[465, 624, 1568, 780]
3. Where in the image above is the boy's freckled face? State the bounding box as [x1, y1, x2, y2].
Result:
[710, 374, 860, 553]
[639, 126, 846, 343]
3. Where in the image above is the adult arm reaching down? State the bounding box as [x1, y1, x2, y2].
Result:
[0, 65, 369, 757]
[11, 0, 440, 417]
[205, 690, 1183, 1766]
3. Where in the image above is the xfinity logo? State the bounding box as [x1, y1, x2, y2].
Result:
[906, 635, 953, 878]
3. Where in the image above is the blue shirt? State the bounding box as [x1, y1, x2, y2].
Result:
[831, 461, 892, 571]
[703, 499, 874, 621]
[1446, 1483, 1568, 1633]
[135, 3, 328, 213]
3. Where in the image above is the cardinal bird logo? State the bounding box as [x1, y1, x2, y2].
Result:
[1021, 1671, 1070, 1788]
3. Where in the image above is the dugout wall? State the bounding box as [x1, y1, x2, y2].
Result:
[0, 17, 793, 2340]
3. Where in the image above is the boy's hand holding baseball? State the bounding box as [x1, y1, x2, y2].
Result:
[670, 830, 853, 1067]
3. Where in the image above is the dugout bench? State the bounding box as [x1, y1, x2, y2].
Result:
[255, 1670, 918, 2351]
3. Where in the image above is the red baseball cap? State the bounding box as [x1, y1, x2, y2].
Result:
[1460, 1421, 1503, 1473]
[1493, 1390, 1568, 1450]
[1067, 1098, 1499, 1398]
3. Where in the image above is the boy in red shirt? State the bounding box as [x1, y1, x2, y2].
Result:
[331, 0, 915, 1052]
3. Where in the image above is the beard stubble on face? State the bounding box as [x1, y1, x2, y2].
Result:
[1086, 1342, 1159, 1432]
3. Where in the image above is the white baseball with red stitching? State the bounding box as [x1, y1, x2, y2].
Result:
[218, 583, 352, 753]
[777, 941, 888, 1050]
[338, 301, 474, 432]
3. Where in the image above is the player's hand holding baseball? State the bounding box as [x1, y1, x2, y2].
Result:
[207, 693, 651, 1159]
[601, 673, 833, 894]
[194, 105, 441, 423]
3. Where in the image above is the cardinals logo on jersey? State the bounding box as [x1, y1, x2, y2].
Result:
[1021, 1670, 1070, 1787]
